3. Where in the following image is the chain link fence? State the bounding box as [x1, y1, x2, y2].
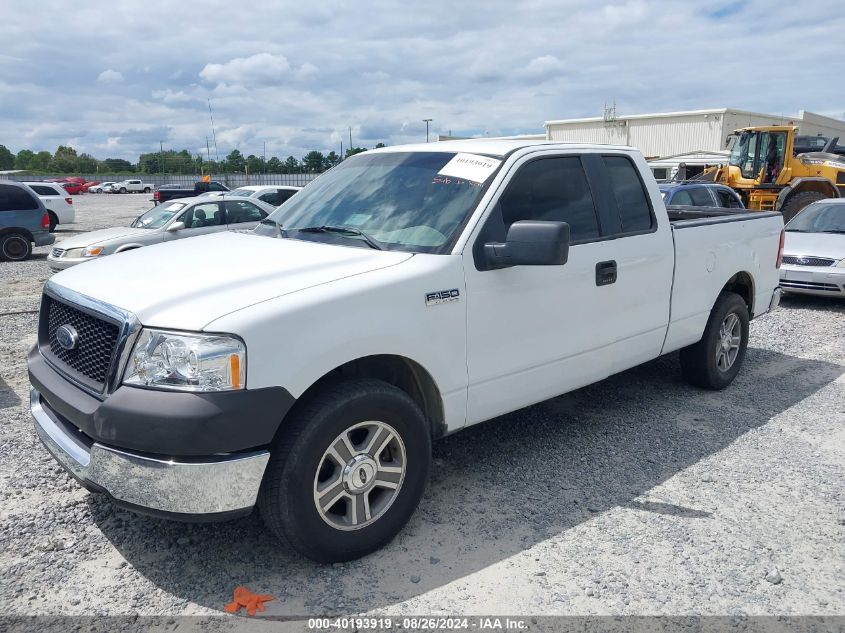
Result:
[0, 173, 319, 188]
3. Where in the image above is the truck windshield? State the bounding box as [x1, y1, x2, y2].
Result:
[131, 202, 185, 229]
[256, 151, 495, 253]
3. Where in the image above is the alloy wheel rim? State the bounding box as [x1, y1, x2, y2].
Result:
[715, 312, 741, 371]
[313, 421, 406, 531]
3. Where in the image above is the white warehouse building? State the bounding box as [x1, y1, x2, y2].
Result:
[544, 108, 845, 158]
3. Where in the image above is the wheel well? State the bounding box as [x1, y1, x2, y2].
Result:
[297, 355, 446, 440]
[783, 179, 838, 203]
[0, 227, 34, 242]
[722, 272, 754, 314]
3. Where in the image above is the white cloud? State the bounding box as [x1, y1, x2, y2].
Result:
[97, 69, 123, 83]
[199, 53, 291, 84]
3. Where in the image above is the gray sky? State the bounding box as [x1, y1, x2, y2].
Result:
[2, 0, 844, 161]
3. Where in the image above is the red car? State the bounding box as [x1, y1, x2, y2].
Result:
[81, 180, 101, 192]
[60, 181, 85, 195]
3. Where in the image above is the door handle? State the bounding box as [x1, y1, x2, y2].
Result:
[595, 260, 617, 286]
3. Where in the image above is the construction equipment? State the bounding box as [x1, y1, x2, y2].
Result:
[701, 126, 845, 222]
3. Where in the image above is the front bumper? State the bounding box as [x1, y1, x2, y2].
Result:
[47, 253, 88, 270]
[779, 264, 845, 297]
[31, 387, 270, 518]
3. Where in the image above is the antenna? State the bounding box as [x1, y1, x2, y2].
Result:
[208, 99, 220, 163]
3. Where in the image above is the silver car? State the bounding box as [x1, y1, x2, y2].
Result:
[47, 196, 275, 271]
[779, 199, 845, 297]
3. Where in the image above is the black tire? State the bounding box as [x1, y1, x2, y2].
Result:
[47, 211, 58, 233]
[119, 187, 127, 194]
[143, 187, 151, 193]
[258, 378, 431, 562]
[680, 291, 749, 390]
[780, 191, 827, 223]
[0, 233, 33, 262]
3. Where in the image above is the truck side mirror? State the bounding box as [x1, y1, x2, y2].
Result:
[483, 220, 570, 269]
[167, 221, 185, 232]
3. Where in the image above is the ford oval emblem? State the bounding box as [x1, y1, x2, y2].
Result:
[56, 325, 79, 351]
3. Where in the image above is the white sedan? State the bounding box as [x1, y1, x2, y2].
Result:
[88, 181, 117, 193]
[23, 182, 75, 231]
[780, 199, 845, 298]
[224, 185, 302, 206]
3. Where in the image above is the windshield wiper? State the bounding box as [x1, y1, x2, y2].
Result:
[296, 225, 384, 250]
[259, 217, 287, 237]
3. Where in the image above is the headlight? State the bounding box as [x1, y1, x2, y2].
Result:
[123, 329, 245, 392]
[83, 245, 103, 257]
[838, 258, 845, 268]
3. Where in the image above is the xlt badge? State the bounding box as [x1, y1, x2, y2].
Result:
[425, 289, 460, 306]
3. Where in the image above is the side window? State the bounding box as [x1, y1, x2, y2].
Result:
[716, 189, 742, 209]
[670, 190, 693, 206]
[688, 187, 714, 206]
[209, 182, 226, 191]
[602, 155, 654, 232]
[258, 192, 280, 206]
[499, 156, 600, 242]
[30, 185, 56, 196]
[0, 184, 39, 211]
[225, 200, 268, 223]
[182, 202, 224, 228]
[276, 189, 297, 204]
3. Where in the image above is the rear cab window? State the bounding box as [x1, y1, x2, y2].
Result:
[601, 155, 655, 233]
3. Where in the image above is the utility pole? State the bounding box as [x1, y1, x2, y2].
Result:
[263, 141, 266, 174]
[422, 118, 432, 143]
[340, 140, 343, 161]
[160, 141, 164, 175]
[349, 127, 353, 151]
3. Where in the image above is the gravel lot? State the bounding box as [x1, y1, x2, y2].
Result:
[0, 194, 843, 619]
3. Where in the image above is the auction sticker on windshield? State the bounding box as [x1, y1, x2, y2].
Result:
[437, 153, 502, 184]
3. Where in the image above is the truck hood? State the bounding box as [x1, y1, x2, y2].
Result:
[50, 232, 414, 330]
[56, 226, 151, 249]
[783, 231, 845, 261]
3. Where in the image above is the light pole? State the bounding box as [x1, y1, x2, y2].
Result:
[422, 118, 432, 143]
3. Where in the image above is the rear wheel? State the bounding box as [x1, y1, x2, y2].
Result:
[0, 233, 33, 262]
[258, 379, 431, 562]
[47, 211, 58, 232]
[143, 187, 151, 193]
[680, 291, 749, 390]
[780, 191, 827, 223]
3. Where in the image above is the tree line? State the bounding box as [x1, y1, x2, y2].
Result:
[0, 143, 386, 175]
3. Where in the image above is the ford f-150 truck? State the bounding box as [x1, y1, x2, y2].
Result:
[28, 140, 784, 562]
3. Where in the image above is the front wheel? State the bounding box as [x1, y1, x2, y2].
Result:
[680, 291, 749, 390]
[780, 191, 827, 223]
[119, 187, 127, 194]
[258, 379, 431, 562]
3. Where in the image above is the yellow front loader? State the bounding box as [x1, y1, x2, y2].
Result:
[702, 126, 845, 222]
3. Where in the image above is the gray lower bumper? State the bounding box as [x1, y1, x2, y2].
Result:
[31, 388, 270, 517]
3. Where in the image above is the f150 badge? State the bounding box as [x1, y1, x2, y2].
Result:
[425, 289, 460, 306]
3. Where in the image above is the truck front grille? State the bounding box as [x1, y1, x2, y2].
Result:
[781, 255, 836, 267]
[41, 295, 121, 388]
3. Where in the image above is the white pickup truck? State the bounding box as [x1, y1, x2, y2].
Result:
[111, 179, 154, 194]
[28, 140, 784, 562]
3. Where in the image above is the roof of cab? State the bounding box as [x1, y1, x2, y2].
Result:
[369, 138, 636, 159]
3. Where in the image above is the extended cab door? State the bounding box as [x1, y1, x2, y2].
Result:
[462, 150, 674, 425]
